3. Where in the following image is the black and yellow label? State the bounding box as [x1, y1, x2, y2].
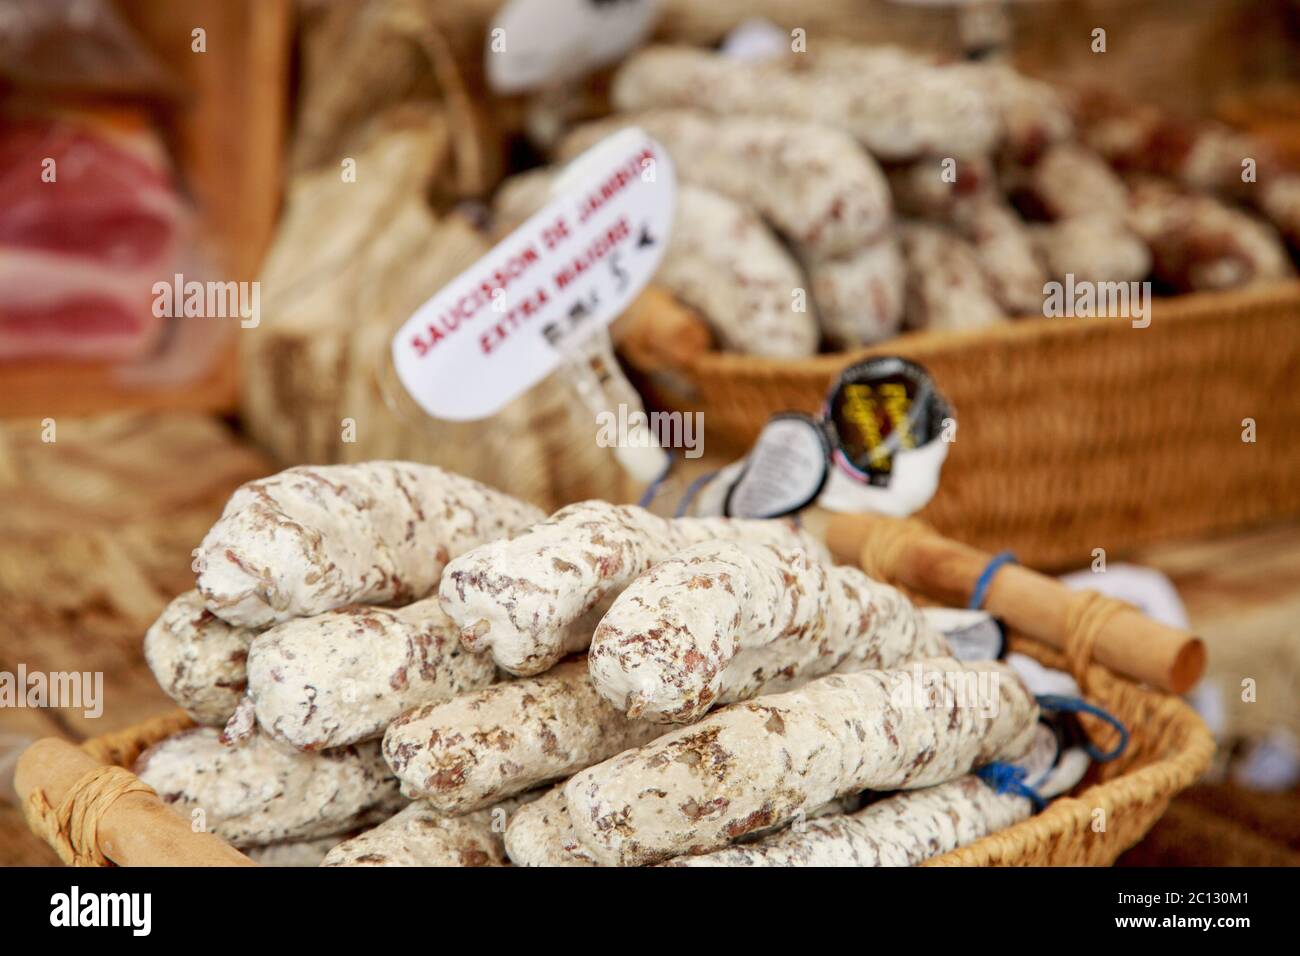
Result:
[825, 357, 943, 487]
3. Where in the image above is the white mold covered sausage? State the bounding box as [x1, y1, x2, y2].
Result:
[506, 785, 864, 867]
[951, 197, 1049, 316]
[320, 795, 535, 867]
[196, 462, 544, 628]
[134, 727, 404, 848]
[611, 45, 999, 162]
[807, 238, 907, 347]
[1033, 215, 1152, 286]
[588, 541, 948, 723]
[1126, 179, 1294, 292]
[504, 786, 599, 867]
[1006, 143, 1131, 222]
[900, 223, 1007, 331]
[143, 589, 257, 726]
[382, 659, 664, 812]
[244, 835, 345, 867]
[558, 110, 892, 260]
[666, 723, 1089, 866]
[564, 658, 1039, 866]
[439, 500, 828, 676]
[664, 775, 1028, 867]
[224, 598, 497, 752]
[660, 185, 819, 357]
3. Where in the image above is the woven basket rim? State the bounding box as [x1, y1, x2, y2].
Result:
[925, 637, 1214, 865]
[667, 279, 1300, 376]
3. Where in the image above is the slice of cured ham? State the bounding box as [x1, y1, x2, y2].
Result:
[0, 109, 187, 362]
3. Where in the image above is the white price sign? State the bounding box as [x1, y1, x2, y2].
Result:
[391, 128, 675, 421]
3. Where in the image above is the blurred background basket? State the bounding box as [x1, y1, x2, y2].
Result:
[620, 281, 1300, 571]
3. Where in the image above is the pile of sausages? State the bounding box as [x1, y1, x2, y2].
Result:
[136, 460, 1057, 867]
[499, 43, 1297, 357]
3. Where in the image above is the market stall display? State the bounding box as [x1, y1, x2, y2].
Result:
[15, 462, 1213, 868]
[7, 0, 1299, 881]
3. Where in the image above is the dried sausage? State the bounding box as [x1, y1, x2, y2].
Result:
[134, 727, 404, 848]
[900, 223, 1006, 331]
[495, 174, 818, 357]
[664, 775, 1029, 867]
[197, 462, 544, 628]
[588, 541, 948, 723]
[439, 500, 827, 675]
[382, 660, 663, 812]
[320, 798, 532, 867]
[143, 590, 256, 726]
[564, 658, 1038, 865]
[1127, 180, 1294, 292]
[226, 598, 497, 752]
[611, 45, 999, 162]
[559, 110, 892, 260]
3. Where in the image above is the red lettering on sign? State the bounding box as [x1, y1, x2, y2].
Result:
[577, 148, 653, 224]
[553, 217, 631, 290]
[479, 287, 551, 354]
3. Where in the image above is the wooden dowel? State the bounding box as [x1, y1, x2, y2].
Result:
[15, 738, 255, 867]
[826, 514, 1206, 694]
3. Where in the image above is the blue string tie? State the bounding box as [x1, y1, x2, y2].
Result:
[673, 468, 719, 517]
[970, 551, 1129, 807]
[637, 451, 675, 509]
[1035, 694, 1130, 763]
[969, 550, 1017, 610]
[979, 695, 1128, 814]
[976, 762, 1047, 811]
[978, 697, 1128, 810]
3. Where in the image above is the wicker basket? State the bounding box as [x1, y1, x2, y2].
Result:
[620, 281, 1300, 570]
[928, 636, 1212, 865]
[18, 517, 1213, 867]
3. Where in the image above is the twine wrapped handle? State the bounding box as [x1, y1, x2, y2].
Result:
[825, 514, 1205, 694]
[15, 737, 255, 867]
[25, 765, 156, 867]
[1063, 589, 1134, 694]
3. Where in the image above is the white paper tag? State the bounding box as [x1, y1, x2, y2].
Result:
[485, 0, 660, 93]
[1006, 652, 1083, 699]
[1004, 724, 1089, 800]
[391, 128, 675, 421]
[724, 413, 831, 519]
[820, 439, 950, 516]
[1036, 747, 1091, 798]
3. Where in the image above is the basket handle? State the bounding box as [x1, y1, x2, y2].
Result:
[826, 514, 1206, 695]
[15, 737, 255, 867]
